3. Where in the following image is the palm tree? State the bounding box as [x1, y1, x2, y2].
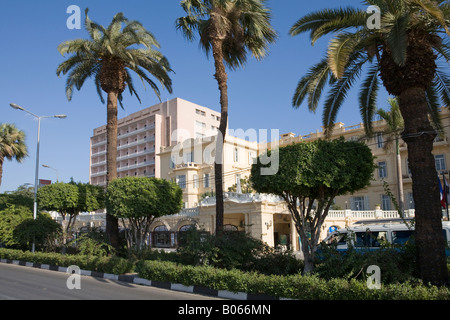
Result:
[376, 98, 405, 213]
[176, 0, 277, 233]
[290, 0, 450, 284]
[0, 123, 28, 187]
[57, 9, 173, 248]
[364, 98, 406, 212]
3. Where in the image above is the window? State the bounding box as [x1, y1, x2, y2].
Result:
[196, 109, 206, 116]
[435, 154, 446, 172]
[183, 152, 193, 164]
[408, 192, 415, 209]
[193, 174, 199, 189]
[170, 155, 176, 169]
[376, 132, 383, 148]
[392, 230, 413, 245]
[177, 175, 186, 189]
[204, 173, 210, 188]
[355, 231, 387, 247]
[381, 194, 391, 210]
[405, 158, 412, 177]
[196, 120, 206, 128]
[234, 147, 239, 162]
[351, 196, 369, 210]
[248, 151, 256, 165]
[152, 225, 171, 248]
[378, 161, 387, 178]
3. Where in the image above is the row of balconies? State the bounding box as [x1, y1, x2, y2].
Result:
[90, 160, 156, 177]
[91, 124, 156, 148]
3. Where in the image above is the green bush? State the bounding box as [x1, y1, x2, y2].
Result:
[0, 248, 133, 274]
[1, 247, 448, 300]
[70, 229, 114, 257]
[314, 242, 418, 284]
[176, 229, 302, 275]
[135, 259, 450, 300]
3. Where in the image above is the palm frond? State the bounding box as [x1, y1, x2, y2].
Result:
[409, 0, 450, 35]
[292, 58, 330, 111]
[327, 31, 364, 78]
[323, 52, 368, 137]
[359, 63, 380, 135]
[289, 7, 367, 44]
[178, 0, 277, 70]
[382, 12, 409, 66]
[425, 83, 444, 134]
[433, 67, 450, 107]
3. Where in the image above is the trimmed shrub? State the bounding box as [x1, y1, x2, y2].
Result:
[135, 259, 450, 300]
[0, 248, 133, 274]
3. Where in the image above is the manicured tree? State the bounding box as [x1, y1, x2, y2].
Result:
[289, 0, 450, 284]
[176, 0, 277, 233]
[250, 139, 375, 274]
[0, 205, 33, 249]
[106, 177, 183, 252]
[13, 212, 61, 251]
[37, 182, 105, 251]
[0, 123, 28, 187]
[57, 9, 173, 248]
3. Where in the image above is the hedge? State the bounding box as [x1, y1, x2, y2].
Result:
[1, 248, 449, 300]
[0, 248, 133, 275]
[135, 260, 450, 300]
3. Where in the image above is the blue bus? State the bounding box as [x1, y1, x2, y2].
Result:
[323, 219, 450, 256]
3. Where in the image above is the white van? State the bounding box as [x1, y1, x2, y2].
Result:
[324, 219, 450, 255]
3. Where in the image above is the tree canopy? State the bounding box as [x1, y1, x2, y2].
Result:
[251, 138, 375, 273]
[106, 177, 183, 250]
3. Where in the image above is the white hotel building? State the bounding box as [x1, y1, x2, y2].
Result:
[89, 98, 222, 186]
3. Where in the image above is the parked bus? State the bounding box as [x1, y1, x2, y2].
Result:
[323, 219, 450, 256]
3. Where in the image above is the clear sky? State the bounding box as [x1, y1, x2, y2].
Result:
[0, 0, 390, 193]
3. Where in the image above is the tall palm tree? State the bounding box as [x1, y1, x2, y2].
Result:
[176, 0, 277, 233]
[57, 9, 173, 248]
[376, 98, 405, 213]
[290, 0, 450, 284]
[0, 123, 28, 187]
[364, 98, 406, 212]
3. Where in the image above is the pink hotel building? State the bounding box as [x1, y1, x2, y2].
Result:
[89, 98, 222, 186]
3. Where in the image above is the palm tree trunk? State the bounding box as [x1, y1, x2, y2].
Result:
[398, 87, 448, 285]
[211, 38, 228, 234]
[106, 90, 120, 249]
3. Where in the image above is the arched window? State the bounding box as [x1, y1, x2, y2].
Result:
[154, 225, 168, 232]
[179, 224, 194, 232]
[152, 225, 171, 247]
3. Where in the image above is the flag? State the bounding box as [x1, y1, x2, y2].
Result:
[439, 178, 446, 208]
[444, 176, 450, 206]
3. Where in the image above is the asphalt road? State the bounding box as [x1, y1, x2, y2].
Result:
[0, 263, 222, 300]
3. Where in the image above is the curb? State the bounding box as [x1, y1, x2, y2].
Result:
[0, 258, 281, 300]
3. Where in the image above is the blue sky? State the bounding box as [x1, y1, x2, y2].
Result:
[0, 0, 390, 192]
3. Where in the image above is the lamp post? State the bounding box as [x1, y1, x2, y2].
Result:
[9, 103, 66, 252]
[42, 164, 59, 182]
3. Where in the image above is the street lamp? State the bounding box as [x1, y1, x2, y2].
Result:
[42, 164, 59, 182]
[9, 103, 67, 252]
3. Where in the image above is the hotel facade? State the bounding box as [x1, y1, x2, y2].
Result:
[89, 98, 222, 186]
[87, 98, 449, 251]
